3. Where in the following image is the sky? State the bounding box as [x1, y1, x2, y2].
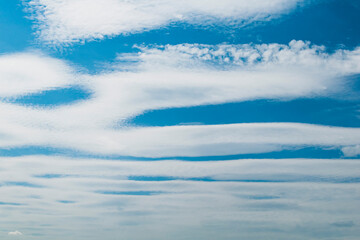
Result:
[0, 0, 360, 239]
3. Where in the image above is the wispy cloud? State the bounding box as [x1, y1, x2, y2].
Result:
[24, 0, 306, 44]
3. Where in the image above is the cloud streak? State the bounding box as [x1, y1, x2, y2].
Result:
[25, 0, 306, 44]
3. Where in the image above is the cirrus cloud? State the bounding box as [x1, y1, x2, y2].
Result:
[24, 0, 307, 44]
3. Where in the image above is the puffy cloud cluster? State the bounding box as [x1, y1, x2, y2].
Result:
[136, 40, 360, 72]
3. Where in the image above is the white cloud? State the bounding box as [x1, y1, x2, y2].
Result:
[342, 145, 360, 157]
[0, 52, 77, 97]
[0, 42, 360, 157]
[8, 231, 23, 236]
[1, 122, 360, 157]
[25, 0, 306, 44]
[134, 40, 360, 73]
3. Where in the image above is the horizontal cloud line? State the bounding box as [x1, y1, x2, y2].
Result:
[25, 0, 306, 44]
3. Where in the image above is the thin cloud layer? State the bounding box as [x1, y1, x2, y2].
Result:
[24, 0, 305, 44]
[1, 156, 360, 240]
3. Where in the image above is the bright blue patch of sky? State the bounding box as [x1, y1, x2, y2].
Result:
[4, 86, 92, 107]
[4, 181, 43, 188]
[0, 146, 347, 160]
[0, 146, 72, 157]
[0, 0, 34, 53]
[129, 97, 360, 128]
[34, 174, 72, 179]
[0, 202, 24, 206]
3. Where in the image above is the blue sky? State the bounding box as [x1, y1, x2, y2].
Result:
[0, 0, 360, 239]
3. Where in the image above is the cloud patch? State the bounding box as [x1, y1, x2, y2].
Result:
[341, 145, 360, 157]
[8, 231, 23, 236]
[0, 53, 77, 97]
